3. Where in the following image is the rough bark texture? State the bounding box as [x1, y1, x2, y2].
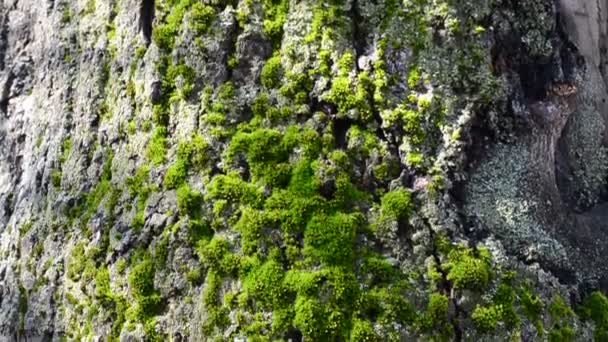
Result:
[1, 0, 608, 341]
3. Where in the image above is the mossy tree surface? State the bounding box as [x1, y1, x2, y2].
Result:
[28, 0, 606, 340]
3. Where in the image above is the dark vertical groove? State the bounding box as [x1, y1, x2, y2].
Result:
[140, 0, 155, 45]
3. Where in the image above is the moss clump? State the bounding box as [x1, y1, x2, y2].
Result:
[176, 184, 202, 215]
[164, 160, 188, 190]
[520, 287, 544, 333]
[350, 319, 378, 341]
[128, 255, 161, 318]
[380, 189, 412, 221]
[51, 170, 62, 189]
[67, 242, 87, 281]
[153, 0, 194, 51]
[471, 305, 502, 333]
[189, 3, 214, 35]
[261, 55, 282, 88]
[443, 247, 491, 291]
[164, 135, 209, 189]
[95, 267, 113, 305]
[262, 0, 289, 45]
[227, 128, 297, 187]
[242, 259, 286, 308]
[580, 291, 608, 341]
[293, 296, 327, 339]
[147, 127, 167, 166]
[303, 213, 359, 266]
[427, 293, 449, 321]
[549, 326, 575, 342]
[207, 172, 264, 207]
[493, 283, 519, 327]
[59, 138, 72, 165]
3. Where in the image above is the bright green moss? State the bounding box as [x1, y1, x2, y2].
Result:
[196, 237, 229, 270]
[407, 67, 421, 89]
[444, 247, 491, 290]
[243, 259, 286, 308]
[176, 184, 201, 215]
[293, 296, 327, 339]
[147, 127, 167, 166]
[261, 55, 282, 88]
[427, 293, 449, 321]
[350, 319, 378, 341]
[303, 213, 358, 266]
[406, 152, 424, 168]
[164, 135, 208, 189]
[166, 63, 195, 101]
[251, 93, 269, 117]
[164, 160, 187, 189]
[262, 0, 289, 45]
[233, 207, 266, 255]
[95, 267, 113, 305]
[380, 189, 412, 221]
[471, 305, 501, 333]
[189, 3, 214, 35]
[207, 172, 264, 207]
[128, 255, 161, 317]
[228, 128, 295, 187]
[153, 0, 195, 51]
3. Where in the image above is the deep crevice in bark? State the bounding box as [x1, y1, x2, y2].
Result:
[140, 0, 155, 45]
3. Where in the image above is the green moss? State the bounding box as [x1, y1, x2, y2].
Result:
[380, 189, 412, 221]
[186, 268, 203, 285]
[59, 138, 72, 165]
[164, 160, 188, 190]
[176, 184, 202, 215]
[189, 3, 215, 35]
[243, 259, 286, 308]
[67, 242, 86, 281]
[520, 287, 544, 328]
[164, 135, 209, 189]
[207, 172, 264, 207]
[51, 170, 62, 189]
[83, 0, 96, 15]
[61, 7, 71, 24]
[95, 267, 113, 305]
[128, 255, 161, 317]
[303, 213, 359, 266]
[147, 127, 167, 166]
[493, 283, 519, 327]
[549, 295, 574, 322]
[549, 326, 575, 342]
[580, 291, 608, 341]
[427, 293, 449, 321]
[471, 305, 501, 333]
[350, 319, 378, 341]
[444, 247, 491, 291]
[293, 296, 327, 340]
[153, 0, 195, 51]
[228, 128, 295, 187]
[262, 0, 289, 45]
[261, 55, 282, 88]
